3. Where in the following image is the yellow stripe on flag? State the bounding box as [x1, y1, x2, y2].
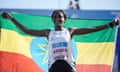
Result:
[0, 29, 32, 58]
[76, 42, 114, 65]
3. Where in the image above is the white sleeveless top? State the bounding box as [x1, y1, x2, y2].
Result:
[48, 28, 76, 70]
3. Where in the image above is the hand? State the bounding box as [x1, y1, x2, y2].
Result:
[113, 18, 120, 26]
[1, 12, 12, 19]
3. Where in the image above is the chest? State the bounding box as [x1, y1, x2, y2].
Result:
[49, 30, 70, 42]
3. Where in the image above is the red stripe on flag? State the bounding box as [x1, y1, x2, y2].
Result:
[0, 51, 43, 72]
[76, 64, 111, 72]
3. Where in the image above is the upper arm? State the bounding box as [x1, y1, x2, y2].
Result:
[70, 28, 89, 36]
[70, 23, 110, 36]
[70, 27, 102, 36]
[25, 29, 50, 37]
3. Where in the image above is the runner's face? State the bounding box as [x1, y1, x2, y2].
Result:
[53, 12, 65, 27]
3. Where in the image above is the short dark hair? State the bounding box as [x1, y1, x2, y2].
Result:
[51, 10, 67, 20]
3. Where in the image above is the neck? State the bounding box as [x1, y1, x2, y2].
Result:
[55, 26, 63, 31]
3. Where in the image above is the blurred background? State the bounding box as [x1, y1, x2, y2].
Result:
[0, 0, 120, 72]
[0, 0, 120, 10]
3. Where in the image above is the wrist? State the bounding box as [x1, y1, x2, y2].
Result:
[107, 22, 114, 28]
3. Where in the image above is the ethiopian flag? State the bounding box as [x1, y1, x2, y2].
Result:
[0, 13, 116, 72]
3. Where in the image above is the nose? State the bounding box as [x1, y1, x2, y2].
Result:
[57, 18, 64, 23]
[56, 18, 64, 21]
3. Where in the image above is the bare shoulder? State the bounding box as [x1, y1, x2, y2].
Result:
[68, 28, 76, 34]
[68, 28, 76, 36]
[40, 29, 50, 36]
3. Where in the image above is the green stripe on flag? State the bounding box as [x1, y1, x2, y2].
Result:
[0, 13, 115, 42]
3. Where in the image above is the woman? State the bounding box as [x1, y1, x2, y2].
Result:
[2, 10, 120, 72]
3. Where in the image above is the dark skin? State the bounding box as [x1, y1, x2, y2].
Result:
[1, 12, 120, 39]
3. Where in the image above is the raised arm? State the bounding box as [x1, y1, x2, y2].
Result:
[70, 18, 120, 36]
[1, 12, 50, 37]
